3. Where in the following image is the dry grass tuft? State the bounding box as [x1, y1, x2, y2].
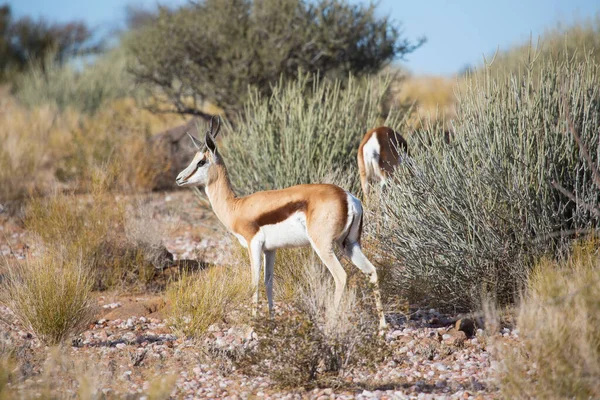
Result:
[496, 237, 600, 399]
[145, 374, 177, 400]
[166, 266, 252, 337]
[236, 258, 388, 388]
[0, 255, 96, 345]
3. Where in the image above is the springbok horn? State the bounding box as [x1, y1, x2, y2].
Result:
[187, 132, 203, 150]
[211, 116, 221, 138]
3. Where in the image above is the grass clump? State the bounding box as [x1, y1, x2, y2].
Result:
[0, 255, 96, 345]
[496, 238, 600, 399]
[222, 73, 409, 195]
[236, 260, 387, 388]
[379, 52, 600, 311]
[166, 266, 252, 337]
[53, 98, 174, 193]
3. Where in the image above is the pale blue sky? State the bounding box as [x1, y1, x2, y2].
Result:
[7, 0, 600, 75]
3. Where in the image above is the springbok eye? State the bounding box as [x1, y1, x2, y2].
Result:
[197, 159, 206, 167]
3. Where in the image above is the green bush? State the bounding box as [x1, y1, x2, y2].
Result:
[13, 47, 133, 114]
[379, 54, 600, 311]
[221, 73, 408, 195]
[126, 0, 423, 115]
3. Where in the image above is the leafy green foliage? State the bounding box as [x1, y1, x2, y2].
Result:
[126, 0, 423, 115]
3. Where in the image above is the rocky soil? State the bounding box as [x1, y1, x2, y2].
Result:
[0, 191, 514, 399]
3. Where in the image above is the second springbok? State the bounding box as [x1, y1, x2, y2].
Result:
[357, 126, 409, 198]
[176, 118, 386, 330]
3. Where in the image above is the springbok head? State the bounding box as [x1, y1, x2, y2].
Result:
[175, 116, 221, 187]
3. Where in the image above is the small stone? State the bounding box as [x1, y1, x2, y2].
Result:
[435, 363, 447, 371]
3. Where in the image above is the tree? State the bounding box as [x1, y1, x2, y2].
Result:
[0, 5, 98, 81]
[126, 0, 425, 117]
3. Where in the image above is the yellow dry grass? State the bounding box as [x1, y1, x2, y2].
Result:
[166, 265, 252, 337]
[0, 254, 96, 345]
[392, 74, 457, 130]
[0, 91, 186, 204]
[495, 237, 600, 399]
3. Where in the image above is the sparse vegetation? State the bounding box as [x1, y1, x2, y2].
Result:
[25, 182, 172, 291]
[0, 255, 96, 345]
[14, 47, 134, 114]
[166, 266, 252, 337]
[236, 260, 387, 388]
[483, 14, 600, 77]
[496, 238, 600, 399]
[0, 99, 54, 203]
[3, 1, 600, 396]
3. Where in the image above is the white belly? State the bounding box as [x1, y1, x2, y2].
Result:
[261, 212, 310, 250]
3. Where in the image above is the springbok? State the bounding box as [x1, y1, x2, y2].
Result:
[357, 126, 409, 199]
[176, 118, 386, 329]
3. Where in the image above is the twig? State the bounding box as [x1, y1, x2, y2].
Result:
[565, 112, 600, 191]
[551, 180, 600, 218]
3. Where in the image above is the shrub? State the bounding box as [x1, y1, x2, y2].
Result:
[0, 90, 180, 206]
[496, 238, 600, 399]
[222, 73, 408, 195]
[55, 98, 173, 193]
[379, 54, 600, 311]
[13, 47, 133, 115]
[236, 260, 387, 388]
[481, 15, 600, 77]
[0, 255, 96, 345]
[126, 0, 423, 115]
[392, 73, 456, 129]
[0, 356, 11, 400]
[166, 266, 252, 337]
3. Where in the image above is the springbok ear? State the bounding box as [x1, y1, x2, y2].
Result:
[187, 132, 202, 150]
[205, 131, 217, 154]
